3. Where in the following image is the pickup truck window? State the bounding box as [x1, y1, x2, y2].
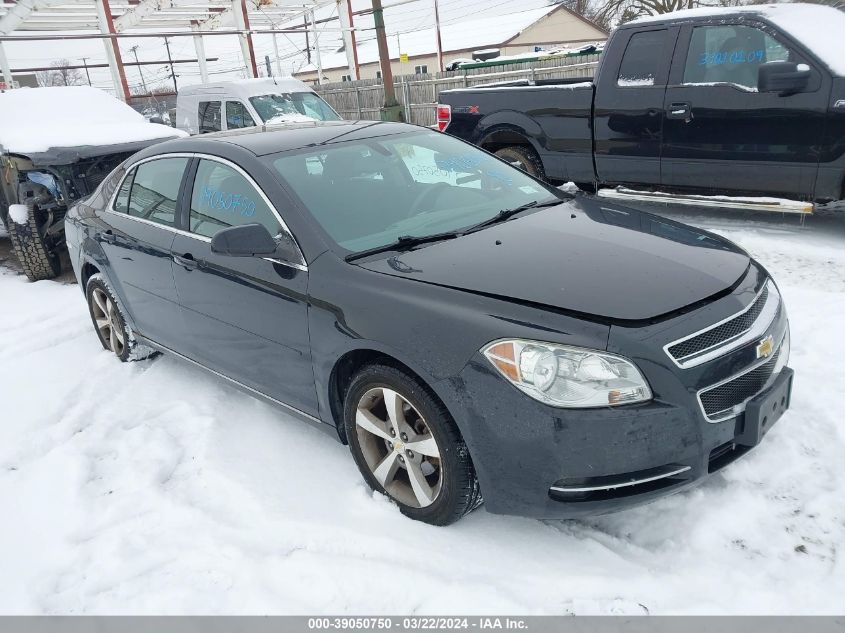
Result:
[683, 25, 791, 90]
[617, 29, 667, 86]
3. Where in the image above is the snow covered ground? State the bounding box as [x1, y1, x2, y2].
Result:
[1, 207, 844, 615]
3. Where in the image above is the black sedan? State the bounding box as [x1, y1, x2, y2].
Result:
[65, 121, 793, 525]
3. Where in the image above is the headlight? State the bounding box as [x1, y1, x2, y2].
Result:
[482, 339, 652, 408]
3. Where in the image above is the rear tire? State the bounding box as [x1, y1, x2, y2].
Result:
[7, 201, 61, 281]
[494, 145, 546, 181]
[86, 274, 157, 362]
[344, 364, 481, 525]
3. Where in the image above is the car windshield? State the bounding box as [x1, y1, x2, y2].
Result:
[249, 93, 341, 124]
[266, 130, 565, 253]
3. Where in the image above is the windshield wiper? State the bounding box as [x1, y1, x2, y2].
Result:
[464, 198, 562, 234]
[345, 230, 460, 262]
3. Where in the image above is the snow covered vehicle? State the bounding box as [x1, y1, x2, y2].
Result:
[0, 86, 185, 281]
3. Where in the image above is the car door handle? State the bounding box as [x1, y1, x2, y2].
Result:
[173, 253, 199, 271]
[667, 102, 692, 121]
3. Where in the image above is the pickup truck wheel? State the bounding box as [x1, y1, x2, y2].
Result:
[86, 274, 157, 362]
[344, 364, 482, 525]
[7, 201, 61, 282]
[494, 145, 546, 181]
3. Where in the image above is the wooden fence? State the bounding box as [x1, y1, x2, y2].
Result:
[313, 54, 601, 127]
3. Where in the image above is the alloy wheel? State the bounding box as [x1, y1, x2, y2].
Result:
[355, 387, 443, 508]
[91, 287, 125, 357]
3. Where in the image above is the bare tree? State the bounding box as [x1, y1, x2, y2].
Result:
[553, 0, 615, 31]
[36, 59, 85, 88]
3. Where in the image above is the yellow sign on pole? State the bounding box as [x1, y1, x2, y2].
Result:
[399, 53, 409, 63]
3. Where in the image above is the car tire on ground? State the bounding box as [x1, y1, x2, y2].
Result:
[85, 274, 157, 363]
[344, 363, 482, 525]
[6, 201, 61, 282]
[494, 145, 546, 181]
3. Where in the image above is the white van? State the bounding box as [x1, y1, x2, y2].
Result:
[176, 77, 341, 135]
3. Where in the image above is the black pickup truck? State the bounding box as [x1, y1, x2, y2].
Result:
[438, 3, 845, 211]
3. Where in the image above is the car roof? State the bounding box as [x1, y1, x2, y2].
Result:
[142, 120, 419, 158]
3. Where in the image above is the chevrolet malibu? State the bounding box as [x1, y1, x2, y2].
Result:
[65, 121, 793, 525]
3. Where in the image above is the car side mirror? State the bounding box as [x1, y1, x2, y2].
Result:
[758, 61, 810, 96]
[211, 223, 277, 257]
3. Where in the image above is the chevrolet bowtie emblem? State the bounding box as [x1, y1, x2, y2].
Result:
[756, 335, 774, 359]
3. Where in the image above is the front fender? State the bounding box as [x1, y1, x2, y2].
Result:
[306, 253, 610, 464]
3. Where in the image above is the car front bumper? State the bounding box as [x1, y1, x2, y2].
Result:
[439, 360, 792, 519]
[435, 271, 793, 519]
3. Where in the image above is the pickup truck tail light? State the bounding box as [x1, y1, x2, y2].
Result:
[436, 104, 451, 132]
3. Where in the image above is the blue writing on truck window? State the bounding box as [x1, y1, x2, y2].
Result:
[699, 49, 764, 66]
[200, 186, 257, 217]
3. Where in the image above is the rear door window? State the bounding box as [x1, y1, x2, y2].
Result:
[198, 101, 222, 133]
[617, 29, 668, 86]
[116, 157, 189, 227]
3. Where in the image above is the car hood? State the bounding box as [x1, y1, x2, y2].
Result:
[355, 198, 750, 322]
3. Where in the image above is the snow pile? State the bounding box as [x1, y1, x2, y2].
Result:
[1, 210, 845, 614]
[8, 204, 29, 225]
[631, 4, 845, 76]
[0, 86, 186, 155]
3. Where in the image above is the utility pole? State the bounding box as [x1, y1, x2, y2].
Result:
[79, 57, 92, 85]
[129, 46, 147, 93]
[304, 16, 311, 64]
[163, 36, 177, 93]
[433, 0, 444, 73]
[371, 0, 401, 121]
[272, 32, 282, 77]
[310, 9, 322, 85]
[265, 55, 272, 77]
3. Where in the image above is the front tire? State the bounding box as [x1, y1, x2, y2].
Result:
[86, 274, 157, 362]
[344, 364, 481, 525]
[7, 202, 61, 281]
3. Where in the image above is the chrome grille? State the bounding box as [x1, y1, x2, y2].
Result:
[665, 280, 780, 368]
[698, 346, 781, 422]
[669, 286, 768, 360]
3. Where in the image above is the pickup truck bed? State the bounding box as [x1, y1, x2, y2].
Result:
[442, 78, 597, 185]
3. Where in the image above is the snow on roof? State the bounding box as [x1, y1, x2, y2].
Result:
[178, 77, 315, 97]
[630, 3, 845, 76]
[0, 86, 185, 156]
[298, 5, 561, 73]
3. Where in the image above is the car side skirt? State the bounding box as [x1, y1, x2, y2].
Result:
[136, 335, 342, 442]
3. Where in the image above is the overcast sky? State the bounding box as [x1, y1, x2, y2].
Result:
[4, 0, 553, 95]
